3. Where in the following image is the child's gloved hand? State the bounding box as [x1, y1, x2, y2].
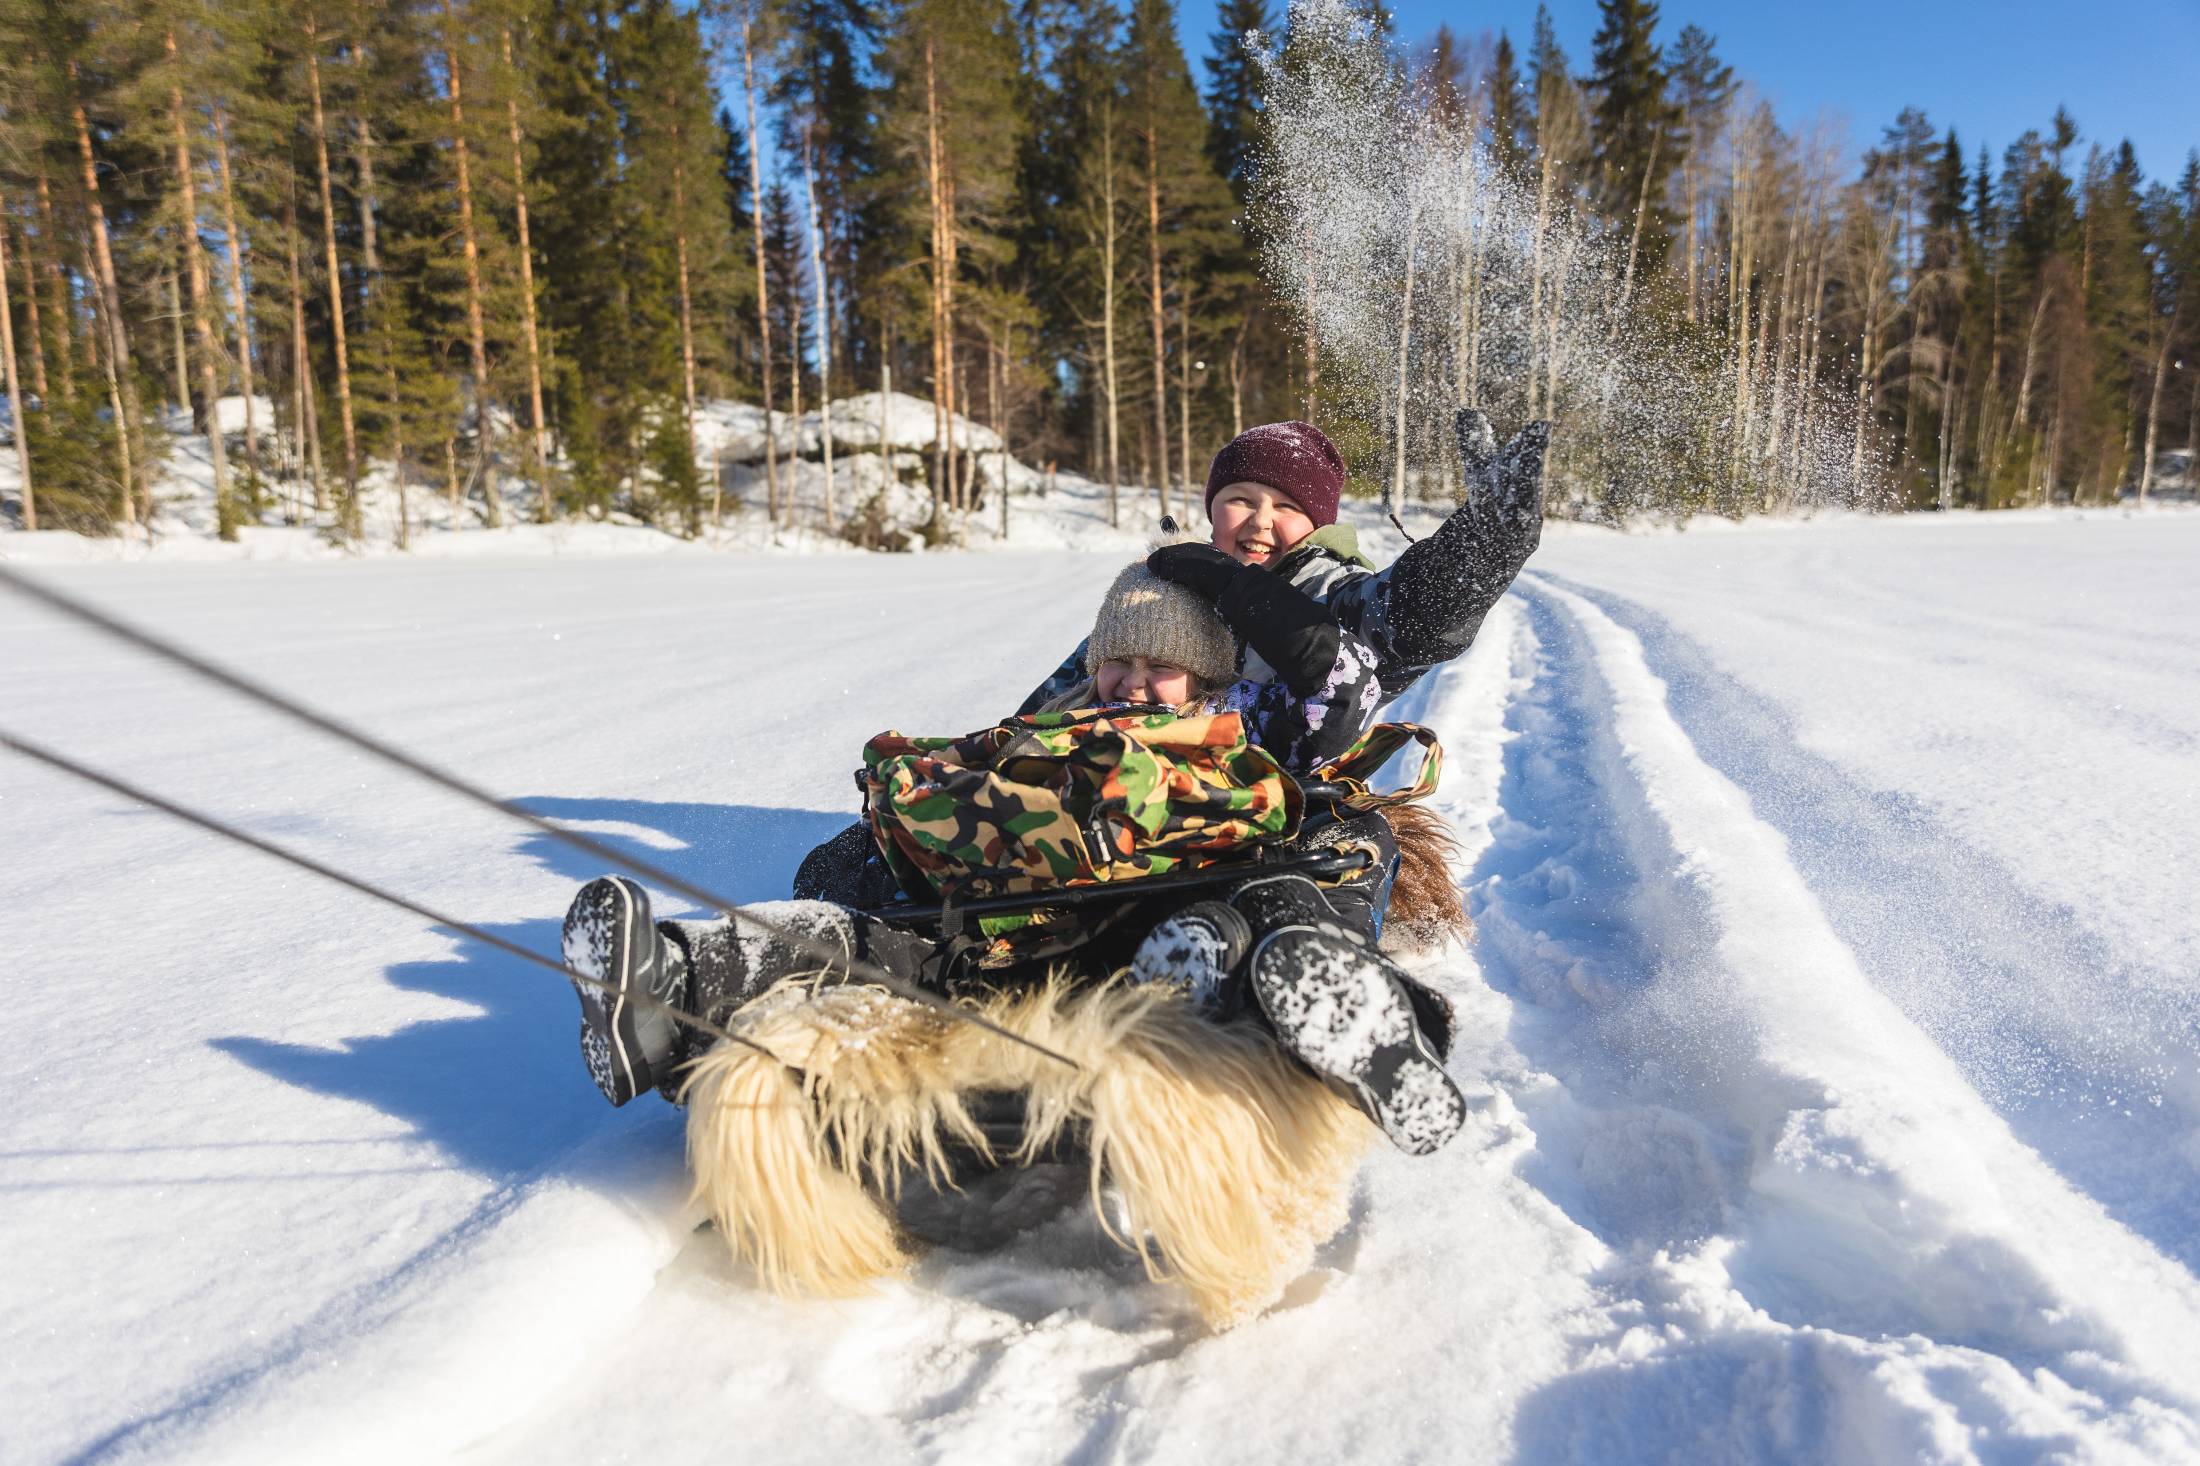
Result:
[1146, 542, 1245, 601]
[1151, 542, 1344, 695]
[1448, 408, 1550, 566]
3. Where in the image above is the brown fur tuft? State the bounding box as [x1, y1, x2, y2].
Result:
[1379, 803, 1472, 953]
[682, 976, 1373, 1328]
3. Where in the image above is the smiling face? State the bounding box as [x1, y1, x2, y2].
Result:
[1208, 481, 1315, 566]
[1094, 656, 1198, 707]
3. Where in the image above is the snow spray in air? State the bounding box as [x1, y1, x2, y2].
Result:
[1246, 0, 1896, 519]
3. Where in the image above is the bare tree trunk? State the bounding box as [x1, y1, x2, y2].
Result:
[786, 266, 803, 513]
[1527, 148, 1556, 418]
[284, 179, 326, 516]
[500, 29, 552, 522]
[1177, 292, 1192, 496]
[1543, 233, 1574, 428]
[1392, 196, 1422, 514]
[69, 66, 141, 528]
[1143, 122, 1169, 519]
[801, 124, 835, 532]
[168, 30, 233, 537]
[1301, 230, 1318, 419]
[1465, 194, 1485, 410]
[1, 210, 33, 530]
[1852, 285, 1879, 485]
[163, 262, 190, 416]
[1683, 155, 1700, 324]
[442, 5, 499, 527]
[303, 25, 362, 532]
[33, 172, 70, 403]
[877, 348, 891, 499]
[385, 354, 408, 550]
[1100, 98, 1121, 526]
[1611, 130, 1659, 328]
[2014, 285, 2050, 428]
[2138, 305, 2180, 504]
[445, 435, 461, 509]
[352, 49, 380, 287]
[212, 108, 261, 488]
[922, 30, 949, 519]
[987, 323, 1006, 538]
[1228, 314, 1247, 439]
[673, 151, 699, 436]
[14, 218, 49, 405]
[741, 19, 779, 526]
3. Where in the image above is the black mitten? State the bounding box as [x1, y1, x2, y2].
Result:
[1444, 407, 1549, 570]
[1148, 543, 1342, 695]
[1144, 542, 1241, 600]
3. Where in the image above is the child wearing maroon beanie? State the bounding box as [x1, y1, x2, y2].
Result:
[1019, 408, 1550, 715]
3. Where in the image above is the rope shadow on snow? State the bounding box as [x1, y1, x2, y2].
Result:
[1539, 573, 2200, 1276]
[210, 799, 853, 1183]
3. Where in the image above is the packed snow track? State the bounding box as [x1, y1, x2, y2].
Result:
[4, 514, 2197, 1463]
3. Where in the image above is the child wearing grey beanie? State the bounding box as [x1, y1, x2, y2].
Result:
[1044, 542, 1386, 775]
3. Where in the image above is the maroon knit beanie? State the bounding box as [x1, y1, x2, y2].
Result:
[1203, 421, 1345, 527]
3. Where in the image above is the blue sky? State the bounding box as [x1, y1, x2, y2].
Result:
[1175, 0, 2200, 185]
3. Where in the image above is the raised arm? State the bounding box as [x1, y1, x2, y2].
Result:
[1334, 409, 1550, 689]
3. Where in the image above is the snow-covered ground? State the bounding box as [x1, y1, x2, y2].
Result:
[4, 513, 2197, 1463]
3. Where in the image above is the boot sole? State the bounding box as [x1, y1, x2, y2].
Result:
[1247, 925, 1467, 1156]
[562, 876, 653, 1105]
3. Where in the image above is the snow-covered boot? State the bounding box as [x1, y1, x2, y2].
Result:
[1231, 874, 1466, 1156]
[563, 876, 690, 1106]
[1129, 899, 1252, 1010]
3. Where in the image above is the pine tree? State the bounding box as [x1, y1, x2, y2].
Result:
[1122, 0, 1231, 513]
[1486, 32, 1526, 179]
[1667, 23, 1730, 321]
[1586, 0, 1679, 274]
[1202, 0, 1270, 195]
[877, 0, 1025, 522]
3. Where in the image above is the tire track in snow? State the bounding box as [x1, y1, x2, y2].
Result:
[1460, 575, 2200, 1459]
[1538, 571, 2200, 1275]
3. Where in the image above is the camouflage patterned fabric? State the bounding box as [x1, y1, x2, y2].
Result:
[862, 707, 1303, 900]
[862, 708, 1445, 905]
[1302, 722, 1444, 809]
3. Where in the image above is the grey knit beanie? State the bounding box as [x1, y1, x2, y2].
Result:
[1085, 559, 1238, 689]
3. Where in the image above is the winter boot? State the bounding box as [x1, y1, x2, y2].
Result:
[563, 876, 691, 1106]
[1129, 899, 1252, 1010]
[1230, 874, 1467, 1156]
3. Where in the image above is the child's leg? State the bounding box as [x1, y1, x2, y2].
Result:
[1224, 872, 1466, 1156]
[666, 899, 942, 1028]
[563, 877, 942, 1107]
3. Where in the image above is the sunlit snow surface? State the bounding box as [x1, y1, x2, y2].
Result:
[4, 513, 2198, 1463]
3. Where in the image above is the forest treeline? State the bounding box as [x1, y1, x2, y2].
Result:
[0, 0, 2194, 540]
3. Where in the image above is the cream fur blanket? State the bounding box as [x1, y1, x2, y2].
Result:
[682, 976, 1373, 1328]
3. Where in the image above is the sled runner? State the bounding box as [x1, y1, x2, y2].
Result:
[680, 709, 1451, 1327]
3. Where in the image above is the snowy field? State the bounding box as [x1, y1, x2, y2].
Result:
[4, 512, 2198, 1463]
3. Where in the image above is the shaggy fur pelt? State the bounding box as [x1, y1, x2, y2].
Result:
[1380, 803, 1472, 954]
[682, 975, 1375, 1328]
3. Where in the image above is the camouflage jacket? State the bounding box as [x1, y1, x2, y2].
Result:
[1017, 514, 1538, 712]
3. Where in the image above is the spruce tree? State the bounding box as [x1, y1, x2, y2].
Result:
[1202, 0, 1270, 195]
[1586, 0, 1679, 241]
[1486, 33, 1526, 179]
[1122, 0, 1231, 509]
